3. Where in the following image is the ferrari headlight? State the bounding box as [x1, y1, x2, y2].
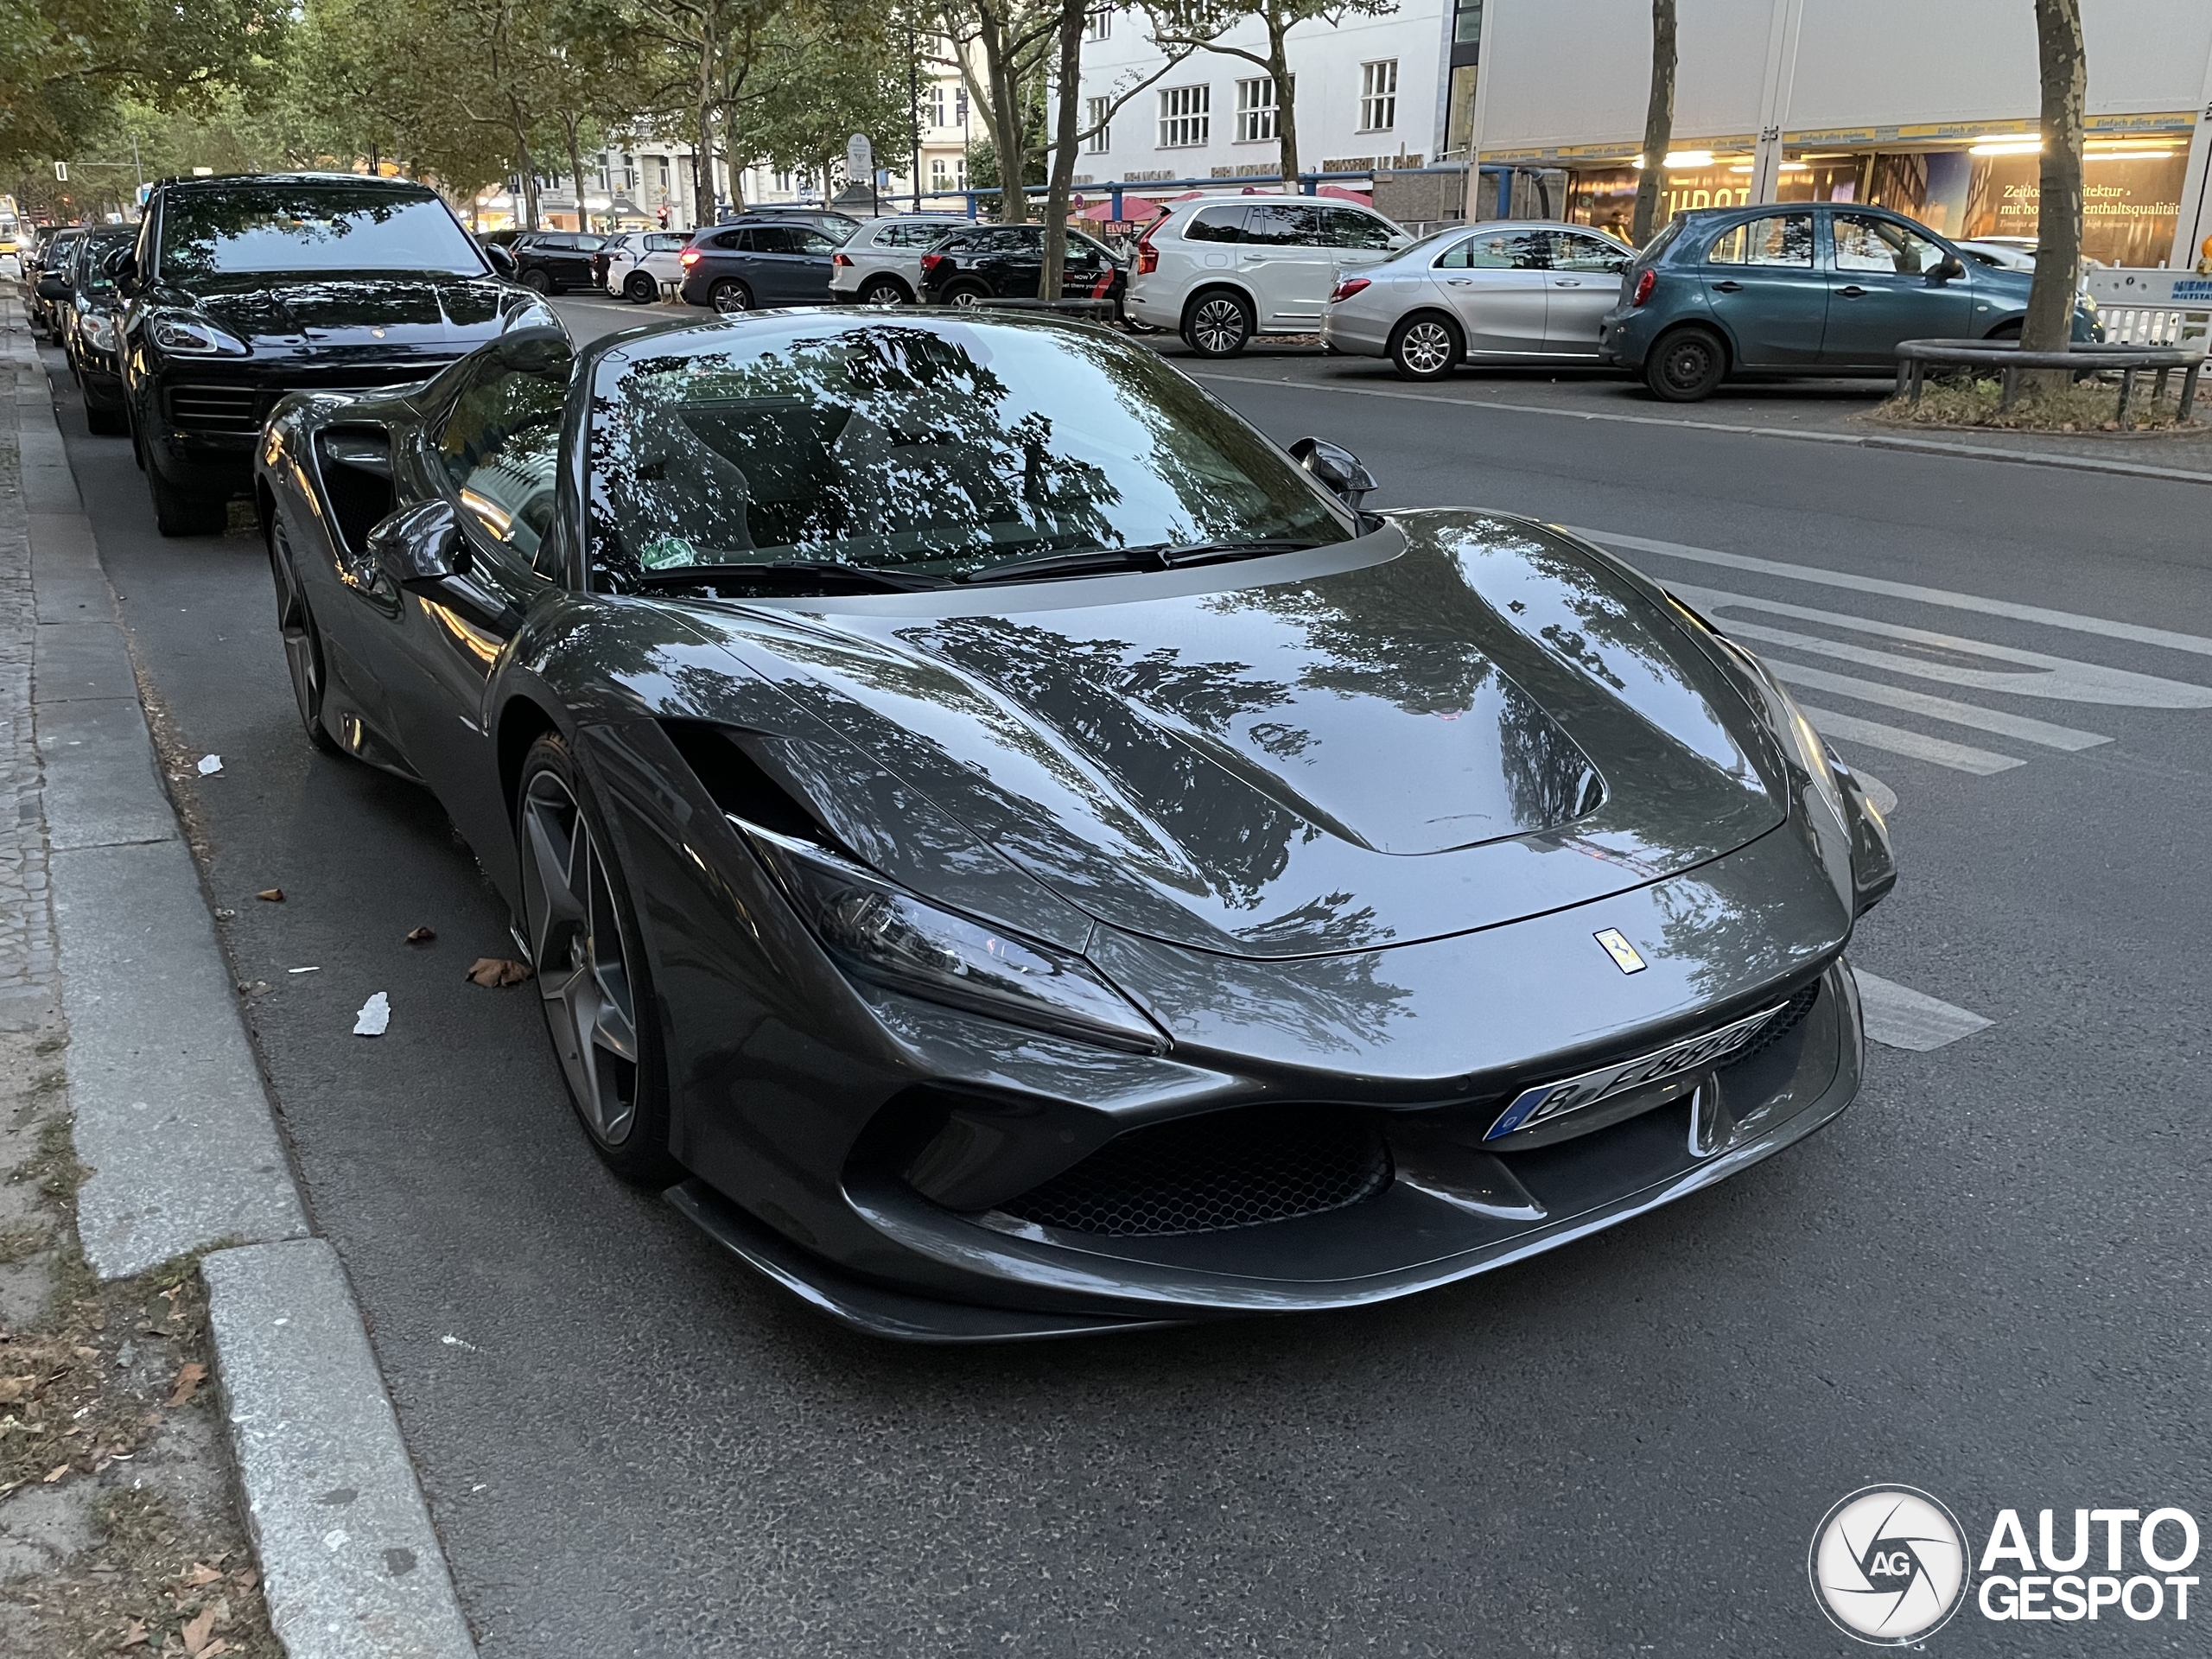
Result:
[1676, 602, 1849, 830]
[740, 822, 1165, 1053]
[151, 316, 249, 356]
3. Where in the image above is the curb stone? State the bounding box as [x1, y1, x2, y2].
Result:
[5, 303, 479, 1658]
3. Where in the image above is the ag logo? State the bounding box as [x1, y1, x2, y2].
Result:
[1809, 1485, 1970, 1644]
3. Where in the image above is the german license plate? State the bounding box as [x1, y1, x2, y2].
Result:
[1484, 1001, 1788, 1142]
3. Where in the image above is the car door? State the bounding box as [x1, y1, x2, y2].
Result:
[1541, 230, 1632, 356]
[1320, 207, 1405, 279]
[1238, 204, 1337, 330]
[378, 341, 569, 852]
[1696, 212, 1825, 366]
[782, 226, 842, 302]
[1821, 212, 1972, 366]
[1432, 228, 1550, 355]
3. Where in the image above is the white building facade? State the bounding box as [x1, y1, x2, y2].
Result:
[1469, 0, 2212, 268]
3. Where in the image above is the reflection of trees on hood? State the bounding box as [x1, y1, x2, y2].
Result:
[591, 326, 1125, 578]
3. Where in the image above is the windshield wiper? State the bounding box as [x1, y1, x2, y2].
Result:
[955, 538, 1318, 587]
[633, 560, 950, 594]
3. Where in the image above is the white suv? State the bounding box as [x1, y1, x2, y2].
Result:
[830, 214, 976, 305]
[1129, 198, 1412, 355]
[597, 231, 692, 302]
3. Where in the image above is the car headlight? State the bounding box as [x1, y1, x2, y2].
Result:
[150, 316, 249, 355]
[740, 821, 1166, 1053]
[1670, 596, 1849, 830]
[80, 312, 118, 353]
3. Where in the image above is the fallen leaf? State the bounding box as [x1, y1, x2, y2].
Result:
[117, 1617, 148, 1649]
[256, 888, 284, 903]
[200, 1642, 232, 1659]
[42, 1462, 67, 1482]
[232, 1568, 257, 1591]
[183, 1562, 223, 1586]
[465, 957, 533, 988]
[404, 925, 436, 944]
[166, 1362, 207, 1407]
[180, 1606, 216, 1656]
[353, 992, 391, 1037]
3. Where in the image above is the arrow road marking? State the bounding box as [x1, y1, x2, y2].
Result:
[1764, 661, 2111, 750]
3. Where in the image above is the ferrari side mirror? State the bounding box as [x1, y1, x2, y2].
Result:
[369, 499, 461, 588]
[1288, 436, 1377, 511]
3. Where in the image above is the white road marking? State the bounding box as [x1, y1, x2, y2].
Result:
[1568, 526, 2212, 660]
[1670, 583, 2212, 708]
[1764, 661, 2111, 750]
[1801, 706, 2024, 775]
[1850, 768, 1899, 818]
[1853, 969, 1994, 1052]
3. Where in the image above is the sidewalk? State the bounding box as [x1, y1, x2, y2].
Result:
[0, 299, 477, 1659]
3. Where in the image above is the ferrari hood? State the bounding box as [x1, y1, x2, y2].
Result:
[674, 512, 1788, 959]
[169, 274, 516, 348]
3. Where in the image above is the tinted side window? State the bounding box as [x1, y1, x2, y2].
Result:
[1185, 207, 1249, 244]
[1324, 209, 1399, 251]
[709, 229, 751, 252]
[1244, 205, 1324, 247]
[437, 359, 572, 580]
[649, 233, 688, 251]
[1705, 214, 1814, 267]
[789, 228, 841, 256]
[1434, 230, 1548, 270]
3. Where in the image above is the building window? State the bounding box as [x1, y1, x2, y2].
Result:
[1160, 85, 1210, 149]
[1453, 0, 1483, 46]
[1084, 96, 1111, 156]
[772, 169, 792, 193]
[1359, 60, 1397, 133]
[930, 156, 967, 193]
[1085, 5, 1111, 41]
[955, 87, 969, 125]
[1235, 78, 1278, 145]
[927, 85, 947, 129]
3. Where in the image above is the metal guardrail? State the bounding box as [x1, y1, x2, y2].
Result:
[1894, 337, 2202, 425]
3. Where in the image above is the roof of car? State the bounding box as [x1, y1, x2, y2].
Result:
[155, 171, 435, 195]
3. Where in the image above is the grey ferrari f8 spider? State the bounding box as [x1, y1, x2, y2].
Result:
[254, 310, 1895, 1340]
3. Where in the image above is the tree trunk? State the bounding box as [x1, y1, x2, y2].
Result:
[982, 7, 1029, 221]
[1268, 14, 1298, 194]
[1630, 0, 1677, 245]
[563, 118, 590, 234]
[695, 29, 720, 226]
[2022, 0, 2086, 359]
[1039, 0, 1088, 296]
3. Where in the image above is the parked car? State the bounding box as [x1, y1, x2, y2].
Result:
[115, 171, 551, 536]
[1951, 238, 2036, 273]
[505, 230, 607, 293]
[916, 224, 1127, 308]
[593, 230, 692, 302]
[829, 213, 975, 305]
[27, 226, 87, 340]
[56, 226, 137, 434]
[677, 219, 847, 311]
[1321, 221, 1634, 380]
[1599, 202, 2102, 402]
[255, 307, 1892, 1339]
[1127, 198, 1413, 356]
[714, 207, 858, 240]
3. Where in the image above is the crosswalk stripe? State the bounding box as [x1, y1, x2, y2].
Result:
[1764, 661, 2111, 751]
[1799, 705, 2024, 774]
[1853, 969, 1995, 1052]
[1568, 525, 2212, 660]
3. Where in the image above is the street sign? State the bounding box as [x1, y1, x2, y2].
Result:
[846, 134, 872, 182]
[53, 162, 67, 182]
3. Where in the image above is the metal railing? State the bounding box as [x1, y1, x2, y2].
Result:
[1894, 338, 2202, 425]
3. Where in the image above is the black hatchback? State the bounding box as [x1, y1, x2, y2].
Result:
[918, 225, 1127, 309]
[504, 230, 606, 293]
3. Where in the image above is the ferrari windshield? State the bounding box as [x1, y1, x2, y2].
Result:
[157, 184, 487, 279]
[587, 315, 1357, 585]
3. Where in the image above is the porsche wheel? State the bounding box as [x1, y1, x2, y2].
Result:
[517, 736, 677, 1185]
[268, 516, 340, 754]
[149, 467, 228, 537]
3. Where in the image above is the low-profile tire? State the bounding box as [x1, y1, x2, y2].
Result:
[859, 276, 909, 307]
[1389, 312, 1461, 381]
[1643, 327, 1729, 403]
[519, 268, 553, 294]
[709, 277, 753, 314]
[1183, 289, 1255, 358]
[623, 270, 658, 303]
[939, 282, 988, 308]
[267, 515, 342, 754]
[515, 734, 678, 1187]
[148, 466, 229, 537]
[85, 402, 128, 436]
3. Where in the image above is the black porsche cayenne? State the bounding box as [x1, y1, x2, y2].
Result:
[115, 173, 554, 536]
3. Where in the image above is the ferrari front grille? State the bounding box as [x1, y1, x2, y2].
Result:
[1722, 980, 1821, 1071]
[997, 1105, 1391, 1237]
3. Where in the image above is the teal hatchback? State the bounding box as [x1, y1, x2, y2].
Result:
[1598, 202, 2101, 401]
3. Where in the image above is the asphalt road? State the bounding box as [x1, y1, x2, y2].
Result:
[46, 307, 2210, 1656]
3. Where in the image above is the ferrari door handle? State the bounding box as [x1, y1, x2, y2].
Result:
[1711, 280, 1743, 293]
[1834, 284, 1867, 296]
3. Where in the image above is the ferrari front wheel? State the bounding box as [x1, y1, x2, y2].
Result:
[268, 516, 340, 754]
[517, 734, 677, 1186]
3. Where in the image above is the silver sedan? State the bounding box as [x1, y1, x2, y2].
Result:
[1319, 220, 1635, 380]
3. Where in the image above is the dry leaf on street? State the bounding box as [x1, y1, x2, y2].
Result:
[180, 1607, 217, 1656]
[183, 1561, 224, 1586]
[466, 957, 533, 988]
[256, 887, 284, 902]
[166, 1361, 207, 1407]
[117, 1617, 149, 1649]
[404, 925, 436, 944]
[201, 1643, 232, 1659]
[42, 1462, 67, 1482]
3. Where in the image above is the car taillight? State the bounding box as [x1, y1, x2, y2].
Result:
[832, 252, 851, 268]
[1329, 276, 1370, 303]
[1631, 268, 1656, 306]
[680, 249, 700, 267]
[921, 252, 944, 274]
[1136, 233, 1159, 276]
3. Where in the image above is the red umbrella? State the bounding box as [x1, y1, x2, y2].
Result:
[1318, 184, 1372, 202]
